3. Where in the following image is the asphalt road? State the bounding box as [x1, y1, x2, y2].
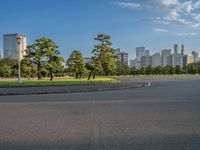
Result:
[0, 79, 200, 150]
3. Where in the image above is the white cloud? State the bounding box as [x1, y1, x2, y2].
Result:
[178, 32, 197, 36]
[154, 28, 168, 32]
[161, 0, 178, 6]
[115, 2, 141, 9]
[115, 0, 200, 28]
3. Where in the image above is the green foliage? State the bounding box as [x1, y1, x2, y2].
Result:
[115, 61, 130, 75]
[87, 34, 115, 80]
[0, 58, 18, 78]
[187, 62, 200, 74]
[67, 50, 85, 79]
[21, 59, 36, 78]
[25, 38, 64, 80]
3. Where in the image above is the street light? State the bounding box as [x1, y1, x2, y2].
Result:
[17, 36, 21, 82]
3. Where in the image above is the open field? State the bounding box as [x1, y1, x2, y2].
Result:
[0, 78, 117, 87]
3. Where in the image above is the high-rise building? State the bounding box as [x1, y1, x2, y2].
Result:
[136, 47, 145, 61]
[167, 54, 175, 67]
[130, 60, 135, 68]
[187, 54, 194, 64]
[3, 34, 27, 60]
[192, 51, 199, 63]
[140, 56, 151, 67]
[183, 54, 194, 67]
[174, 44, 178, 54]
[121, 52, 129, 66]
[151, 53, 161, 67]
[167, 54, 183, 67]
[181, 44, 185, 55]
[145, 50, 150, 56]
[161, 49, 171, 67]
[116, 50, 129, 66]
[175, 54, 184, 68]
[130, 59, 140, 69]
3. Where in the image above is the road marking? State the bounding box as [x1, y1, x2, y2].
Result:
[146, 82, 151, 87]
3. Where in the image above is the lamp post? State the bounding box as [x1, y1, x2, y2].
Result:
[17, 36, 21, 82]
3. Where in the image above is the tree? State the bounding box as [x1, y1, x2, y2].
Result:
[153, 66, 162, 75]
[145, 65, 153, 75]
[25, 38, 63, 80]
[0, 58, 17, 78]
[175, 65, 182, 74]
[162, 65, 171, 75]
[87, 34, 115, 80]
[44, 39, 64, 81]
[67, 50, 85, 79]
[169, 66, 175, 74]
[115, 61, 130, 75]
[188, 63, 199, 74]
[25, 39, 47, 80]
[21, 59, 36, 78]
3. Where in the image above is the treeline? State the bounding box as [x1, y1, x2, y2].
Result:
[0, 34, 200, 80]
[130, 64, 200, 75]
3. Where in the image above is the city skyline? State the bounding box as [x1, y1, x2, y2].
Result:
[1, 0, 200, 59]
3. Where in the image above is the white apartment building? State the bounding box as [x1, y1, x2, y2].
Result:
[3, 34, 27, 60]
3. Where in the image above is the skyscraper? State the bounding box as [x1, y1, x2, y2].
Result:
[145, 50, 150, 56]
[174, 44, 178, 54]
[140, 55, 151, 67]
[3, 34, 27, 60]
[151, 53, 161, 67]
[161, 49, 171, 67]
[119, 52, 129, 66]
[181, 44, 185, 55]
[136, 47, 145, 61]
[115, 49, 129, 66]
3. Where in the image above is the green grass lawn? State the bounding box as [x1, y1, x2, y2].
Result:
[0, 78, 117, 87]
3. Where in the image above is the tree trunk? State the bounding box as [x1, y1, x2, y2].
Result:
[50, 69, 53, 81]
[37, 64, 42, 80]
[105, 72, 109, 76]
[76, 73, 78, 79]
[93, 72, 96, 79]
[79, 73, 82, 79]
[88, 69, 94, 80]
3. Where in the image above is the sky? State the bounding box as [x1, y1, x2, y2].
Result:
[0, 0, 200, 59]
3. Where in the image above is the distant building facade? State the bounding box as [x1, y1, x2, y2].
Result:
[183, 54, 194, 67]
[151, 53, 161, 67]
[140, 56, 151, 67]
[130, 59, 140, 68]
[161, 49, 171, 67]
[136, 47, 145, 61]
[115, 48, 129, 66]
[192, 51, 199, 63]
[174, 44, 178, 54]
[3, 34, 27, 60]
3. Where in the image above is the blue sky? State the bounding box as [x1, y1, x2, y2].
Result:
[0, 0, 200, 59]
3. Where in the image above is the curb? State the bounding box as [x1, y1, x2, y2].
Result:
[0, 82, 150, 96]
